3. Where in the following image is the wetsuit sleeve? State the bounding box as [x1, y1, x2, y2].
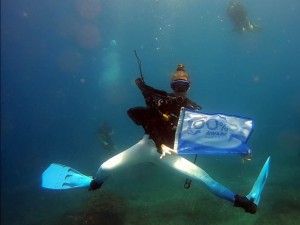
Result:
[135, 78, 168, 98]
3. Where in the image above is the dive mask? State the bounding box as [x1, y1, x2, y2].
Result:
[171, 79, 190, 93]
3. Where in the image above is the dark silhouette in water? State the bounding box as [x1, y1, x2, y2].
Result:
[97, 122, 116, 154]
[227, 0, 261, 33]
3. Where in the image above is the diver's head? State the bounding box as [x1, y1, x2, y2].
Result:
[170, 64, 191, 95]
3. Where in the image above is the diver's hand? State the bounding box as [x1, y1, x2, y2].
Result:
[135, 78, 144, 85]
[160, 144, 178, 159]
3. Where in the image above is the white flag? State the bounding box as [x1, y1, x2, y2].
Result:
[174, 108, 253, 157]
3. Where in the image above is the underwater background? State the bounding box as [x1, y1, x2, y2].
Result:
[1, 0, 300, 224]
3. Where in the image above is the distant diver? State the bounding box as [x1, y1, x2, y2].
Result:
[227, 0, 261, 33]
[97, 122, 116, 154]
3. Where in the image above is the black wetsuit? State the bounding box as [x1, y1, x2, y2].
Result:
[128, 78, 201, 153]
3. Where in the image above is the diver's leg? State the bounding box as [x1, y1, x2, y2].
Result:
[104, 137, 236, 202]
[156, 154, 257, 213]
[158, 154, 235, 202]
[90, 135, 155, 189]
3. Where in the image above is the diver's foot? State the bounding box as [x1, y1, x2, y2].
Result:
[234, 195, 257, 214]
[88, 179, 103, 191]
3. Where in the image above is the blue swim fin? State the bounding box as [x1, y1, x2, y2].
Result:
[246, 156, 271, 205]
[42, 163, 92, 189]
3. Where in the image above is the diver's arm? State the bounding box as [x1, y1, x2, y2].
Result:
[135, 78, 168, 97]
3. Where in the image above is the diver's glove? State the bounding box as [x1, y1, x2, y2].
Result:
[135, 77, 144, 85]
[160, 144, 178, 159]
[234, 194, 257, 214]
[88, 179, 103, 191]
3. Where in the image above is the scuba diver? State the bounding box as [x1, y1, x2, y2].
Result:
[97, 122, 116, 154]
[127, 64, 201, 154]
[227, 0, 261, 33]
[42, 62, 270, 215]
[88, 64, 259, 214]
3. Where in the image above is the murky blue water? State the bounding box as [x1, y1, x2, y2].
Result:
[1, 0, 300, 224]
